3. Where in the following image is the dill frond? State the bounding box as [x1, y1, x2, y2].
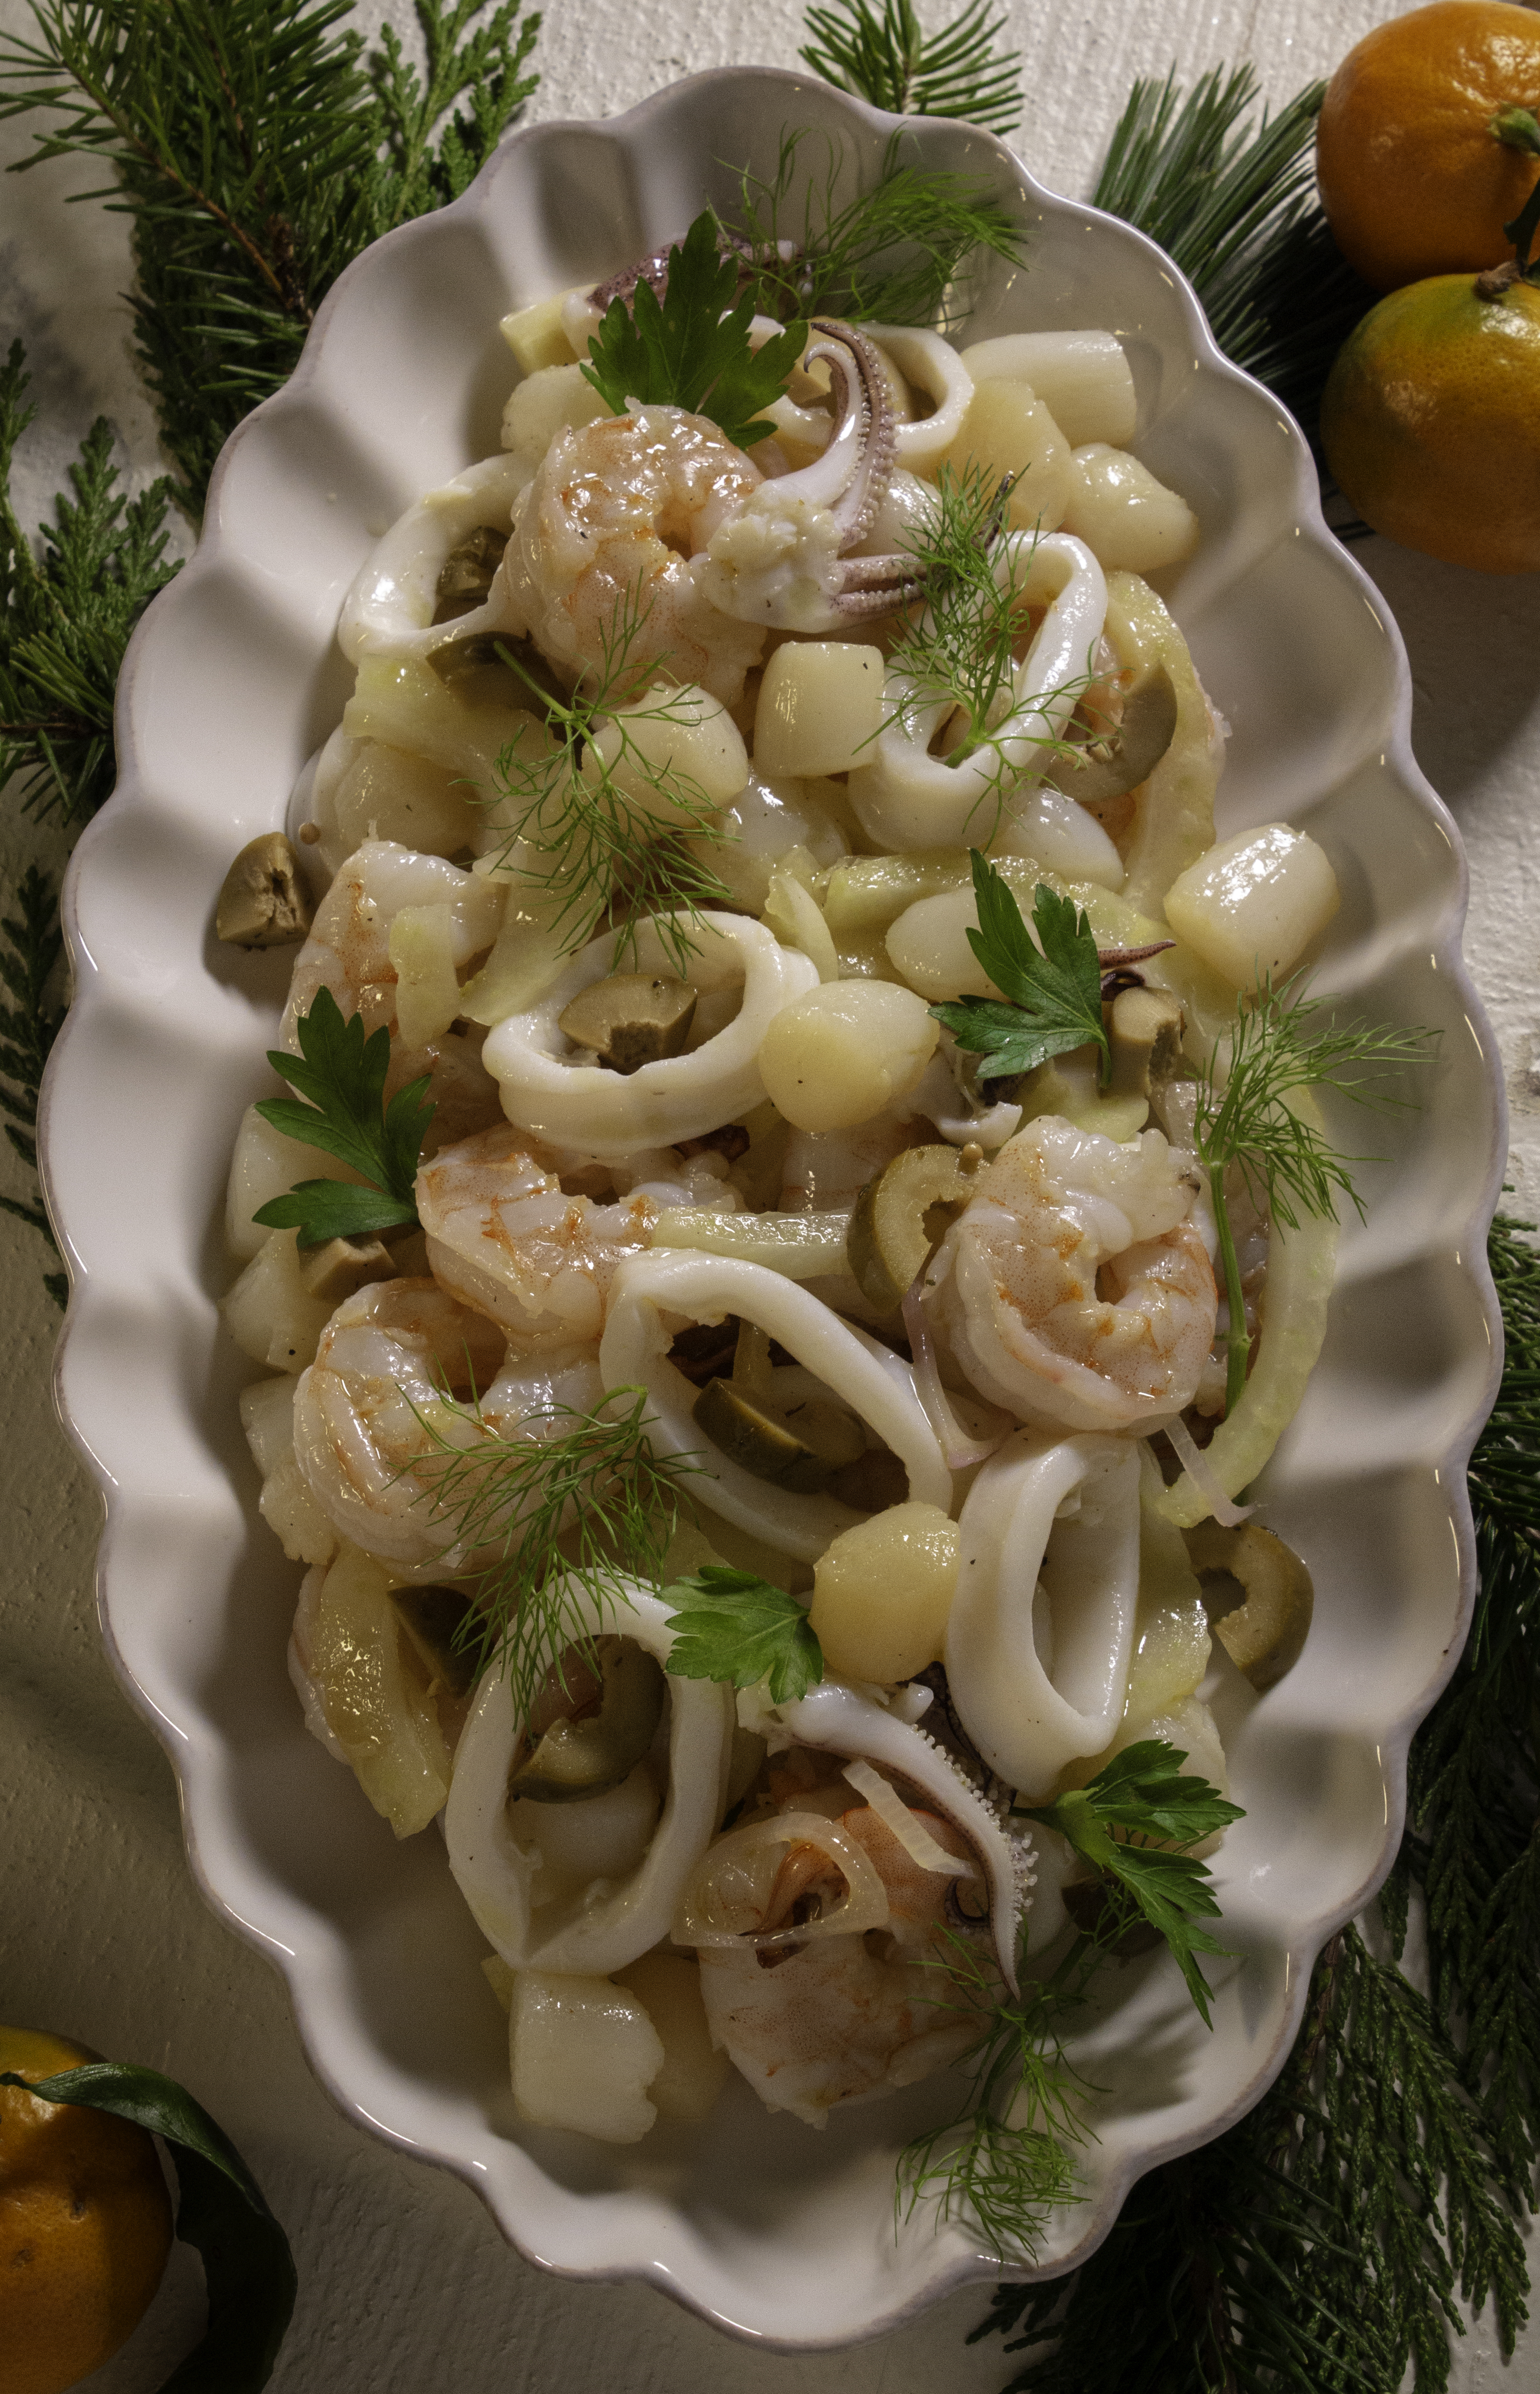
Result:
[879, 464, 1090, 832]
[483, 591, 733, 975]
[408, 1382, 701, 1719]
[731, 130, 1028, 332]
[1195, 978, 1437, 1231]
[800, 0, 1021, 137]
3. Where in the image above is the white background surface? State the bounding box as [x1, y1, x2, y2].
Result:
[2, 0, 1538, 2385]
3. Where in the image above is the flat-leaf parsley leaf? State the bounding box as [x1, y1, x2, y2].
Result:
[930, 850, 1110, 1085]
[252, 986, 434, 1246]
[581, 210, 807, 450]
[662, 1564, 824, 1703]
[1016, 1738, 1243, 2027]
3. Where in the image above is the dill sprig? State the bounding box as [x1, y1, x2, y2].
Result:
[897, 1929, 1095, 2259]
[800, 0, 1021, 137]
[1194, 980, 1435, 1412]
[0, 0, 540, 510]
[485, 592, 734, 975]
[408, 1383, 701, 1715]
[878, 466, 1090, 835]
[731, 129, 1028, 333]
[1090, 67, 1375, 443]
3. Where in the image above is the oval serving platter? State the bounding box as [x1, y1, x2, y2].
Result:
[40, 65, 1505, 2349]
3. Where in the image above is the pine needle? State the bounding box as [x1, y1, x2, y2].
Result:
[1091, 67, 1376, 443]
[800, 0, 1021, 137]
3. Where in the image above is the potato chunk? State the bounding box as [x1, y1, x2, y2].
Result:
[613, 1953, 728, 2122]
[1164, 823, 1340, 987]
[809, 1501, 960, 1683]
[508, 1971, 665, 2143]
[757, 980, 938, 1130]
[1062, 444, 1199, 572]
[753, 641, 885, 778]
[941, 380, 1072, 532]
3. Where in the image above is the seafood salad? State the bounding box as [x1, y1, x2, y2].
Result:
[218, 183, 1361, 2202]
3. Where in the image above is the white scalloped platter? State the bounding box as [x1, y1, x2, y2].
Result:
[41, 67, 1506, 2349]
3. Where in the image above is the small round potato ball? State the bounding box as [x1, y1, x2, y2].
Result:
[757, 980, 938, 1131]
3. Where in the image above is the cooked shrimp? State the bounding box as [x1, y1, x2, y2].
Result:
[936, 1116, 1217, 1433]
[293, 1278, 603, 1574]
[502, 403, 768, 707]
[417, 1123, 660, 1347]
[694, 1802, 992, 2126]
[282, 838, 508, 1150]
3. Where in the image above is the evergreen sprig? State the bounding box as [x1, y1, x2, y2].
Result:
[800, 0, 1021, 136]
[1, 340, 179, 823]
[0, 0, 540, 510]
[1090, 66, 1375, 441]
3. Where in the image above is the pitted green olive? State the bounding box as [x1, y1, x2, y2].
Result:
[692, 1376, 865, 1494]
[1047, 663, 1178, 805]
[509, 1639, 665, 1802]
[848, 1143, 979, 1312]
[1108, 984, 1186, 1100]
[215, 833, 313, 949]
[559, 972, 698, 1074]
[431, 523, 509, 623]
[390, 1585, 479, 1700]
[1183, 1520, 1314, 1692]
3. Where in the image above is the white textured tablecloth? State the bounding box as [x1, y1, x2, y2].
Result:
[2, 1, 1537, 2384]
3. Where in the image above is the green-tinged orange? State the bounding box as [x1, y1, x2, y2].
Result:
[1319, 268, 1540, 574]
[0, 2028, 173, 2394]
[1316, 0, 1540, 292]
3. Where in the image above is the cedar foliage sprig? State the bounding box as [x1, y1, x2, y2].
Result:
[0, 340, 179, 823]
[0, 0, 540, 510]
[800, 0, 1021, 136]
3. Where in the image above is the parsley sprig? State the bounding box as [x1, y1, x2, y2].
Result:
[582, 211, 806, 450]
[1018, 1739, 1243, 2027]
[252, 987, 434, 1246]
[930, 851, 1110, 1087]
[662, 1564, 824, 1704]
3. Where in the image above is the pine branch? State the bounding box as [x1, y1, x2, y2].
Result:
[0, 863, 65, 1284]
[1091, 67, 1375, 443]
[800, 0, 1021, 136]
[0, 0, 542, 513]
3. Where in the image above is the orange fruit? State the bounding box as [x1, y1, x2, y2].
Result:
[1319, 266, 1540, 573]
[0, 2028, 173, 2394]
[1317, 0, 1540, 291]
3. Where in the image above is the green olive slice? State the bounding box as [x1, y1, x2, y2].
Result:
[560, 972, 698, 1074]
[390, 1586, 479, 1701]
[509, 1640, 665, 1802]
[692, 1377, 863, 1494]
[215, 833, 313, 949]
[1183, 1521, 1314, 1692]
[431, 523, 509, 623]
[1108, 984, 1186, 1100]
[1047, 663, 1178, 805]
[848, 1144, 978, 1312]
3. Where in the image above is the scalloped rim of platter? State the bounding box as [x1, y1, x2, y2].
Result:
[38, 65, 1506, 2351]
